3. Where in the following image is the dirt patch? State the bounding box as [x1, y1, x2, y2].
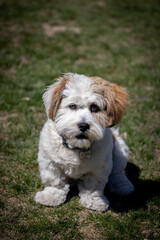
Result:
[154, 149, 160, 162]
[80, 223, 104, 240]
[0, 111, 18, 123]
[43, 23, 81, 37]
[147, 111, 160, 134]
[74, 58, 86, 66]
[78, 209, 90, 223]
[78, 210, 104, 240]
[96, 1, 106, 7]
[21, 97, 30, 101]
[140, 221, 159, 238]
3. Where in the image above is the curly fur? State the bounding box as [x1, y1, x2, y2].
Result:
[35, 73, 134, 211]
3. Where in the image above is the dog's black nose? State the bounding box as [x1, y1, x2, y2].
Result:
[78, 122, 90, 132]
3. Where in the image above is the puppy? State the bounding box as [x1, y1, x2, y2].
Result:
[35, 73, 134, 211]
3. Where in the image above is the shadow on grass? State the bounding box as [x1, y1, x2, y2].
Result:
[105, 162, 160, 212]
[67, 162, 160, 212]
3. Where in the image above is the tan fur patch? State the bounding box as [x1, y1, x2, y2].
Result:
[48, 76, 69, 119]
[90, 77, 128, 127]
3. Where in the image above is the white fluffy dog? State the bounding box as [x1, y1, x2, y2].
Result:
[35, 73, 134, 211]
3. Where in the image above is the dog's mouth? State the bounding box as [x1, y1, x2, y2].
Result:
[76, 134, 88, 140]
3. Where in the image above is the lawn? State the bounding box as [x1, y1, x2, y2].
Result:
[0, 0, 160, 239]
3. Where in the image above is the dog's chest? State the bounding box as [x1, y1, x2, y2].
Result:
[56, 148, 106, 179]
[62, 155, 98, 179]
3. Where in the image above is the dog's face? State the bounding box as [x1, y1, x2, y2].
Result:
[43, 73, 128, 149]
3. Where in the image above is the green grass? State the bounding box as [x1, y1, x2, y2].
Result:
[0, 0, 160, 239]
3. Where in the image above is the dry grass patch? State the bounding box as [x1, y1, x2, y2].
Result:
[140, 221, 159, 239]
[0, 112, 18, 122]
[78, 210, 104, 240]
[43, 23, 81, 37]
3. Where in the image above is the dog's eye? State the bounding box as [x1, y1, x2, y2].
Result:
[90, 104, 100, 113]
[69, 104, 77, 110]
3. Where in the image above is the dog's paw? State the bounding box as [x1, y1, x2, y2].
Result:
[79, 194, 109, 212]
[109, 176, 134, 196]
[34, 186, 68, 206]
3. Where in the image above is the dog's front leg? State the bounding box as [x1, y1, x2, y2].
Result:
[35, 185, 69, 207]
[78, 173, 109, 212]
[35, 158, 69, 207]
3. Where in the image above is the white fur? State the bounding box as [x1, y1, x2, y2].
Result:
[35, 73, 134, 211]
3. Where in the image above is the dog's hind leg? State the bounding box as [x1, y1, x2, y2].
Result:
[108, 129, 134, 196]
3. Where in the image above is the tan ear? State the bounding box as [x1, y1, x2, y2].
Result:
[43, 76, 69, 119]
[90, 77, 128, 128]
[106, 83, 128, 127]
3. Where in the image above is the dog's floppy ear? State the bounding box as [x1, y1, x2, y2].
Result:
[43, 76, 69, 119]
[106, 82, 128, 127]
[91, 77, 128, 128]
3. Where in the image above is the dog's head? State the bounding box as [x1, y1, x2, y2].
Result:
[43, 73, 128, 149]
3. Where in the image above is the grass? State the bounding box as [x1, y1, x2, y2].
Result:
[0, 0, 160, 239]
